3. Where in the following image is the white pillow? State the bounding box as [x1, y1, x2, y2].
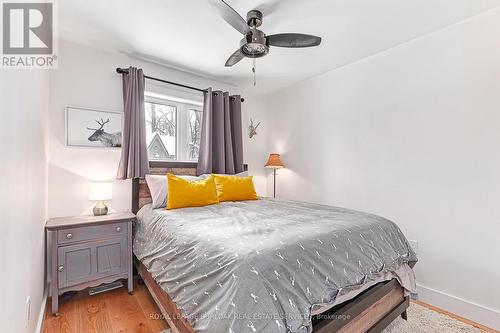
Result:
[199, 171, 249, 180]
[145, 174, 200, 209]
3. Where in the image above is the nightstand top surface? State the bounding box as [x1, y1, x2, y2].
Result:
[46, 212, 136, 230]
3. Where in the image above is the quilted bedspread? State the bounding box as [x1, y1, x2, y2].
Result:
[134, 198, 417, 333]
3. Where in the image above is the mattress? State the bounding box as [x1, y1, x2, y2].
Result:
[133, 198, 417, 333]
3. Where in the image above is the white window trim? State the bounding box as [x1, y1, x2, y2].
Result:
[145, 91, 203, 107]
[145, 95, 202, 162]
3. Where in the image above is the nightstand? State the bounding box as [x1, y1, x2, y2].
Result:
[46, 212, 135, 315]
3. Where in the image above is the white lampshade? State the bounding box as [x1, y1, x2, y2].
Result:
[89, 182, 113, 201]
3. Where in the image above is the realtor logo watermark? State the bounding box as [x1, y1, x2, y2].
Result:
[1, 0, 57, 68]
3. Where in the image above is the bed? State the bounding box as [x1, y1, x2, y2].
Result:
[132, 164, 417, 333]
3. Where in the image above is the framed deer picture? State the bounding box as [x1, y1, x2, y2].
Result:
[65, 106, 123, 148]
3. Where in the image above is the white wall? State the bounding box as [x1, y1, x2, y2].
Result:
[0, 71, 49, 332]
[48, 40, 268, 218]
[267, 8, 500, 329]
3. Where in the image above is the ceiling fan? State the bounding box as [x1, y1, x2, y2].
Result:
[210, 0, 322, 69]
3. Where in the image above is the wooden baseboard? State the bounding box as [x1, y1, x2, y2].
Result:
[413, 300, 500, 333]
[35, 289, 48, 333]
[416, 284, 500, 331]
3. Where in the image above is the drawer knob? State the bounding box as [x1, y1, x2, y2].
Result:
[66, 233, 73, 239]
[115, 226, 121, 232]
[58, 265, 64, 272]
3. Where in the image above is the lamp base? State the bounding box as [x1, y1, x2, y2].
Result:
[273, 168, 277, 198]
[93, 201, 108, 216]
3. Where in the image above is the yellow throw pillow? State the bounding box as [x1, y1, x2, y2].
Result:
[213, 175, 258, 202]
[167, 174, 219, 209]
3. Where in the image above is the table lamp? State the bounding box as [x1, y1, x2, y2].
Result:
[89, 182, 113, 216]
[265, 153, 284, 198]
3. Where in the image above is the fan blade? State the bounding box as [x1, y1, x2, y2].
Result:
[225, 49, 245, 67]
[267, 33, 322, 48]
[210, 0, 249, 35]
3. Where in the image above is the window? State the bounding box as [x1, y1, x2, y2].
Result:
[145, 95, 202, 162]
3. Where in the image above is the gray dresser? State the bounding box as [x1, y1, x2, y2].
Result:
[46, 212, 135, 315]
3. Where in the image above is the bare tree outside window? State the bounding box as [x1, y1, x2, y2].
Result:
[145, 102, 176, 136]
[188, 109, 202, 159]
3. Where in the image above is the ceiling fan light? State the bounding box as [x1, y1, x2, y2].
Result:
[241, 43, 268, 57]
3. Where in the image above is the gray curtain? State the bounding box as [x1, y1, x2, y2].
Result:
[117, 67, 149, 179]
[197, 88, 244, 175]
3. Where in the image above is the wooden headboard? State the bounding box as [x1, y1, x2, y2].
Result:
[131, 162, 248, 214]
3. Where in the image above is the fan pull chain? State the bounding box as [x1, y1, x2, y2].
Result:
[252, 58, 257, 86]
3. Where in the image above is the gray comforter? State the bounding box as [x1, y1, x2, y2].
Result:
[134, 199, 417, 333]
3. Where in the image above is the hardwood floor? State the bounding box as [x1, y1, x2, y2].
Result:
[42, 281, 498, 333]
[41, 280, 169, 333]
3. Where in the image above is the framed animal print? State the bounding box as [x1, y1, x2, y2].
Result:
[65, 106, 123, 148]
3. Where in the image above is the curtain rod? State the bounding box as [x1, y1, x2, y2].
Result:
[115, 68, 244, 102]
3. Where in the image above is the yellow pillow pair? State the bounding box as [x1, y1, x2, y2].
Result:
[166, 173, 257, 209]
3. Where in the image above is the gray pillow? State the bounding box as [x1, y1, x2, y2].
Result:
[145, 174, 201, 209]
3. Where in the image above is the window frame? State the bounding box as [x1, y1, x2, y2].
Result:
[144, 95, 202, 163]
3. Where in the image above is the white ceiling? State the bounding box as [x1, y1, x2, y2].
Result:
[59, 0, 500, 93]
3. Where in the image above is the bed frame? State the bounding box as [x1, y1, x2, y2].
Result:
[132, 162, 410, 333]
